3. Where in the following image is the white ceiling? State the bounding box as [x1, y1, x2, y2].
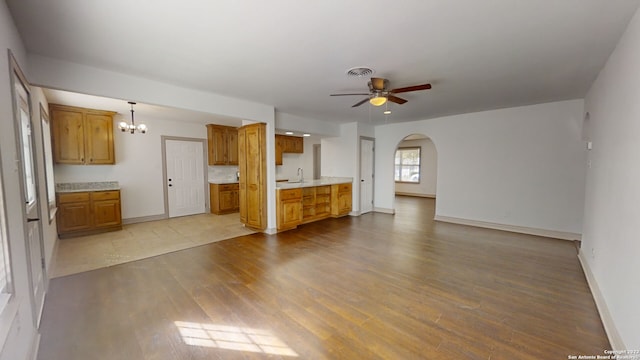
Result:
[7, 0, 640, 125]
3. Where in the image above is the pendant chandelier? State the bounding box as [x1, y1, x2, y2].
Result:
[118, 101, 147, 134]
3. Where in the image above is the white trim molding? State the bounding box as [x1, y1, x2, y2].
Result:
[433, 215, 581, 241]
[578, 251, 625, 350]
[374, 207, 395, 214]
[394, 192, 436, 198]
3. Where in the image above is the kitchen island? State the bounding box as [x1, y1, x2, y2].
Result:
[275, 177, 352, 231]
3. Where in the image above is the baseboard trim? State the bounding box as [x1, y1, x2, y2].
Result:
[578, 251, 625, 350]
[395, 192, 436, 198]
[374, 207, 395, 214]
[122, 214, 168, 225]
[433, 215, 581, 241]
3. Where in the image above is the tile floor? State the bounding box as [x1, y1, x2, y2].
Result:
[51, 212, 255, 278]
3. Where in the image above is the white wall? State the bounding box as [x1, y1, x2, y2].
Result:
[0, 3, 39, 359]
[394, 138, 438, 197]
[276, 136, 320, 181]
[375, 99, 587, 236]
[322, 122, 360, 212]
[54, 114, 209, 220]
[581, 6, 640, 350]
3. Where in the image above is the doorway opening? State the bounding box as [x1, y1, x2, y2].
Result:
[393, 134, 437, 199]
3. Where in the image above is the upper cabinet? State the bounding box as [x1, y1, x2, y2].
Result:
[275, 134, 303, 165]
[207, 124, 238, 165]
[50, 104, 116, 165]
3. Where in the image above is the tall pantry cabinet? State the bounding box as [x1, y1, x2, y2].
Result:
[238, 122, 267, 230]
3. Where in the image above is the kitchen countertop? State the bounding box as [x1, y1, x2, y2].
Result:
[275, 177, 353, 189]
[56, 181, 120, 193]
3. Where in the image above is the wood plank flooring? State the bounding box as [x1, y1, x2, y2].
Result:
[37, 197, 609, 359]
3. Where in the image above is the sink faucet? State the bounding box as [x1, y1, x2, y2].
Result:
[297, 168, 303, 182]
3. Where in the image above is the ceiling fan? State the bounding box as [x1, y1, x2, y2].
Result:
[330, 77, 432, 107]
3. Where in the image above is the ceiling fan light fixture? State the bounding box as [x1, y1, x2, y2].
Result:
[369, 96, 387, 106]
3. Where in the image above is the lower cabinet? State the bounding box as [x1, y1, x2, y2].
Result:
[276, 182, 351, 232]
[331, 183, 352, 217]
[57, 190, 122, 238]
[210, 183, 240, 214]
[302, 186, 331, 223]
[276, 188, 303, 231]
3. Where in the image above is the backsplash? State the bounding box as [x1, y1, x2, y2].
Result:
[208, 165, 239, 182]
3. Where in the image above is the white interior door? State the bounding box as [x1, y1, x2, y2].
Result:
[360, 138, 374, 214]
[13, 62, 46, 327]
[165, 139, 206, 218]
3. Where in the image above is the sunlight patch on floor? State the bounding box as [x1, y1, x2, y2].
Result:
[174, 321, 298, 357]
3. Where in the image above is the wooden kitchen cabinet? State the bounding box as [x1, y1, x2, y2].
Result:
[207, 124, 238, 165]
[282, 135, 303, 153]
[210, 183, 239, 214]
[91, 191, 122, 228]
[331, 183, 352, 217]
[56, 192, 92, 233]
[50, 104, 116, 165]
[238, 123, 267, 230]
[275, 134, 303, 165]
[301, 186, 331, 223]
[276, 182, 351, 231]
[57, 190, 122, 238]
[276, 188, 302, 231]
[275, 135, 284, 166]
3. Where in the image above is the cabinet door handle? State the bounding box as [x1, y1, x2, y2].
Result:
[27, 218, 40, 223]
[168, 184, 173, 187]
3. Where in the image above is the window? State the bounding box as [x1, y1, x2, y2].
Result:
[18, 92, 36, 207]
[40, 105, 57, 222]
[395, 147, 421, 183]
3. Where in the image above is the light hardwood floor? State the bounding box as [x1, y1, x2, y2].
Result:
[38, 197, 609, 359]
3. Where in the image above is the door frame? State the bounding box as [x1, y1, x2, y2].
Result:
[161, 136, 208, 217]
[8, 50, 47, 328]
[359, 136, 375, 215]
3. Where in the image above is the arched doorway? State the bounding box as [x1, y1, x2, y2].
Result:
[393, 134, 438, 198]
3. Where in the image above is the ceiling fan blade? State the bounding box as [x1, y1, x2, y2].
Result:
[390, 83, 432, 94]
[330, 93, 370, 96]
[370, 77, 387, 91]
[352, 98, 370, 107]
[388, 95, 408, 104]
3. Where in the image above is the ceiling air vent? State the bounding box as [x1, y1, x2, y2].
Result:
[346, 67, 374, 78]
